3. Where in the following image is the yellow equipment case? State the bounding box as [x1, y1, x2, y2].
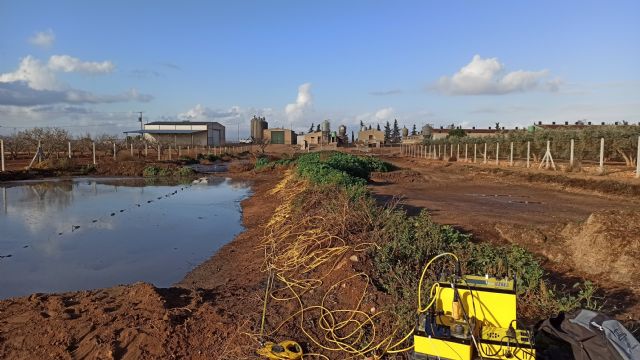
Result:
[414, 275, 535, 360]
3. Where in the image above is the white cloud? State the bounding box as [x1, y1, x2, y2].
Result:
[285, 83, 313, 121]
[436, 55, 557, 95]
[0, 55, 58, 90]
[178, 104, 243, 121]
[375, 107, 394, 121]
[29, 29, 55, 48]
[0, 54, 115, 91]
[48, 55, 114, 74]
[0, 55, 149, 108]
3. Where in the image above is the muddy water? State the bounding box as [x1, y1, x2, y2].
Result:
[0, 177, 250, 299]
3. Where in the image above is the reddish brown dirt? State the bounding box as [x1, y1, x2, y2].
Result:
[370, 156, 640, 321]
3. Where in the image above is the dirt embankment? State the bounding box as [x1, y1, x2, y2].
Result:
[371, 157, 640, 322]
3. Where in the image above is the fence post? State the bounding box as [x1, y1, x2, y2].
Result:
[449, 143, 453, 159]
[68, 141, 72, 159]
[599, 137, 605, 173]
[0, 139, 4, 172]
[158, 144, 161, 161]
[113, 143, 116, 160]
[92, 142, 96, 165]
[473, 143, 477, 163]
[509, 142, 513, 166]
[495, 143, 500, 165]
[636, 136, 640, 178]
[527, 141, 530, 168]
[465, 143, 468, 162]
[169, 146, 172, 160]
[456, 144, 460, 161]
[130, 143, 134, 157]
[570, 139, 575, 168]
[483, 143, 487, 164]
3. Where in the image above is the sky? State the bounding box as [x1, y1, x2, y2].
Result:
[1, 0, 639, 139]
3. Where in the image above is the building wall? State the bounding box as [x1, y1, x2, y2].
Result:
[301, 131, 323, 144]
[143, 132, 209, 146]
[141, 122, 225, 146]
[262, 128, 297, 145]
[358, 130, 385, 143]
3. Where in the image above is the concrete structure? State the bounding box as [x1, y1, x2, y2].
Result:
[124, 121, 225, 146]
[302, 131, 323, 145]
[263, 128, 297, 145]
[358, 129, 385, 147]
[250, 116, 268, 142]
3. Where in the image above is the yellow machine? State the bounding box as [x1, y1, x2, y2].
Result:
[414, 254, 535, 360]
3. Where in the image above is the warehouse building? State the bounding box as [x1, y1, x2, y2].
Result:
[124, 121, 225, 146]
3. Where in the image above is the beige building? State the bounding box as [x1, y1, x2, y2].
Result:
[125, 121, 225, 146]
[358, 129, 385, 147]
[262, 128, 297, 145]
[300, 131, 323, 145]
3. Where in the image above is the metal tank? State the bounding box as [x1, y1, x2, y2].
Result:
[402, 126, 409, 137]
[338, 125, 347, 136]
[250, 116, 268, 141]
[321, 120, 331, 133]
[422, 124, 433, 138]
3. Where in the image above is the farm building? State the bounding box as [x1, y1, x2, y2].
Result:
[262, 128, 297, 145]
[358, 129, 384, 147]
[124, 121, 226, 146]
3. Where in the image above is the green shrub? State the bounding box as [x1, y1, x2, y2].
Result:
[177, 166, 195, 177]
[295, 152, 393, 188]
[254, 157, 271, 170]
[143, 166, 161, 177]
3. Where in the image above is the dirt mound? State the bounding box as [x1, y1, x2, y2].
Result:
[562, 210, 640, 285]
[0, 283, 173, 359]
[371, 169, 424, 183]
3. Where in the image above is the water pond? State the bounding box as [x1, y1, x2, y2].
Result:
[0, 177, 250, 299]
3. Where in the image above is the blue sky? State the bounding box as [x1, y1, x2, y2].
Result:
[1, 0, 638, 138]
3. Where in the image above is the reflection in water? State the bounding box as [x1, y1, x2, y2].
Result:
[0, 177, 250, 299]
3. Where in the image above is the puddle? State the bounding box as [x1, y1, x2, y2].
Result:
[0, 177, 250, 299]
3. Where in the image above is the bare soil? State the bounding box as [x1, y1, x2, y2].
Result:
[371, 156, 640, 321]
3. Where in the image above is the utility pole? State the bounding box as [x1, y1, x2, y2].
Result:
[138, 112, 144, 131]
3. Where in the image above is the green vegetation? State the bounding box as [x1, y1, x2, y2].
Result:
[426, 125, 640, 166]
[296, 152, 393, 186]
[143, 165, 195, 178]
[254, 157, 271, 170]
[370, 208, 603, 326]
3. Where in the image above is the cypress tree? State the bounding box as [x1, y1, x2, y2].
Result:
[411, 124, 417, 135]
[383, 121, 391, 144]
[392, 119, 400, 143]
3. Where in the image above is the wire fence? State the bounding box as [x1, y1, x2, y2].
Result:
[396, 135, 640, 178]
